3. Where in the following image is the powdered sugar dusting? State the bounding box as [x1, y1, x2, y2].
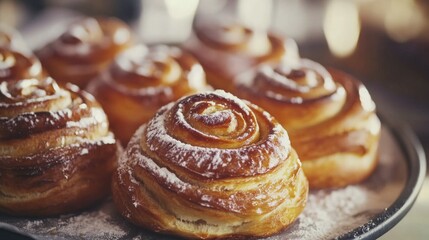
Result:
[54, 210, 126, 238]
[12, 201, 129, 240]
[212, 89, 251, 115]
[280, 186, 375, 240]
[124, 129, 191, 193]
[144, 101, 290, 178]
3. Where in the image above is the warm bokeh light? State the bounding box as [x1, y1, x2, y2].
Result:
[384, 0, 425, 43]
[323, 0, 361, 58]
[164, 0, 199, 19]
[238, 0, 272, 30]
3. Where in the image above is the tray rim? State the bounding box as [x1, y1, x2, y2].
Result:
[336, 119, 427, 240]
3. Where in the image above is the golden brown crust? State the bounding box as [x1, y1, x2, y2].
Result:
[235, 58, 381, 189]
[36, 17, 132, 88]
[112, 90, 308, 239]
[183, 23, 298, 92]
[0, 77, 120, 217]
[86, 44, 209, 145]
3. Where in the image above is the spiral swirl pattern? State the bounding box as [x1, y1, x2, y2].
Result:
[237, 58, 347, 129]
[0, 77, 119, 216]
[87, 44, 208, 145]
[195, 24, 266, 54]
[37, 17, 132, 88]
[112, 90, 308, 238]
[184, 23, 298, 92]
[235, 57, 381, 188]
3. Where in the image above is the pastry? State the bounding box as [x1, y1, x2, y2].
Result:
[112, 90, 308, 239]
[183, 22, 299, 92]
[37, 17, 132, 88]
[86, 44, 209, 145]
[0, 76, 119, 216]
[0, 47, 43, 81]
[235, 57, 381, 189]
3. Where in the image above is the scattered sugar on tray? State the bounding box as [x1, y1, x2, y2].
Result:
[54, 206, 127, 239]
[23, 219, 43, 230]
[17, 202, 128, 240]
[278, 185, 380, 240]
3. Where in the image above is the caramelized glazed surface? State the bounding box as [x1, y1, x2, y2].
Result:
[0, 77, 119, 216]
[112, 90, 308, 239]
[37, 17, 132, 88]
[237, 64, 379, 158]
[235, 57, 381, 188]
[87, 44, 208, 145]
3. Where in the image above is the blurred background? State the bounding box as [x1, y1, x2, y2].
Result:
[0, 0, 428, 239]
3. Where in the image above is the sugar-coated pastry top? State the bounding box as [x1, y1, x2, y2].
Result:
[0, 77, 113, 154]
[236, 58, 350, 129]
[37, 17, 132, 88]
[86, 44, 209, 145]
[44, 17, 130, 61]
[140, 90, 291, 179]
[89, 44, 207, 106]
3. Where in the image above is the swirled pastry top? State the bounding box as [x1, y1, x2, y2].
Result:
[236, 58, 363, 130]
[38, 17, 131, 63]
[0, 77, 113, 152]
[131, 90, 290, 180]
[0, 48, 43, 81]
[88, 44, 207, 105]
[193, 23, 289, 59]
[184, 22, 299, 85]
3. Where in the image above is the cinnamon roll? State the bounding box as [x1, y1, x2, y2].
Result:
[37, 17, 132, 88]
[183, 22, 298, 92]
[86, 44, 209, 145]
[0, 77, 119, 216]
[235, 58, 381, 189]
[112, 90, 308, 239]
